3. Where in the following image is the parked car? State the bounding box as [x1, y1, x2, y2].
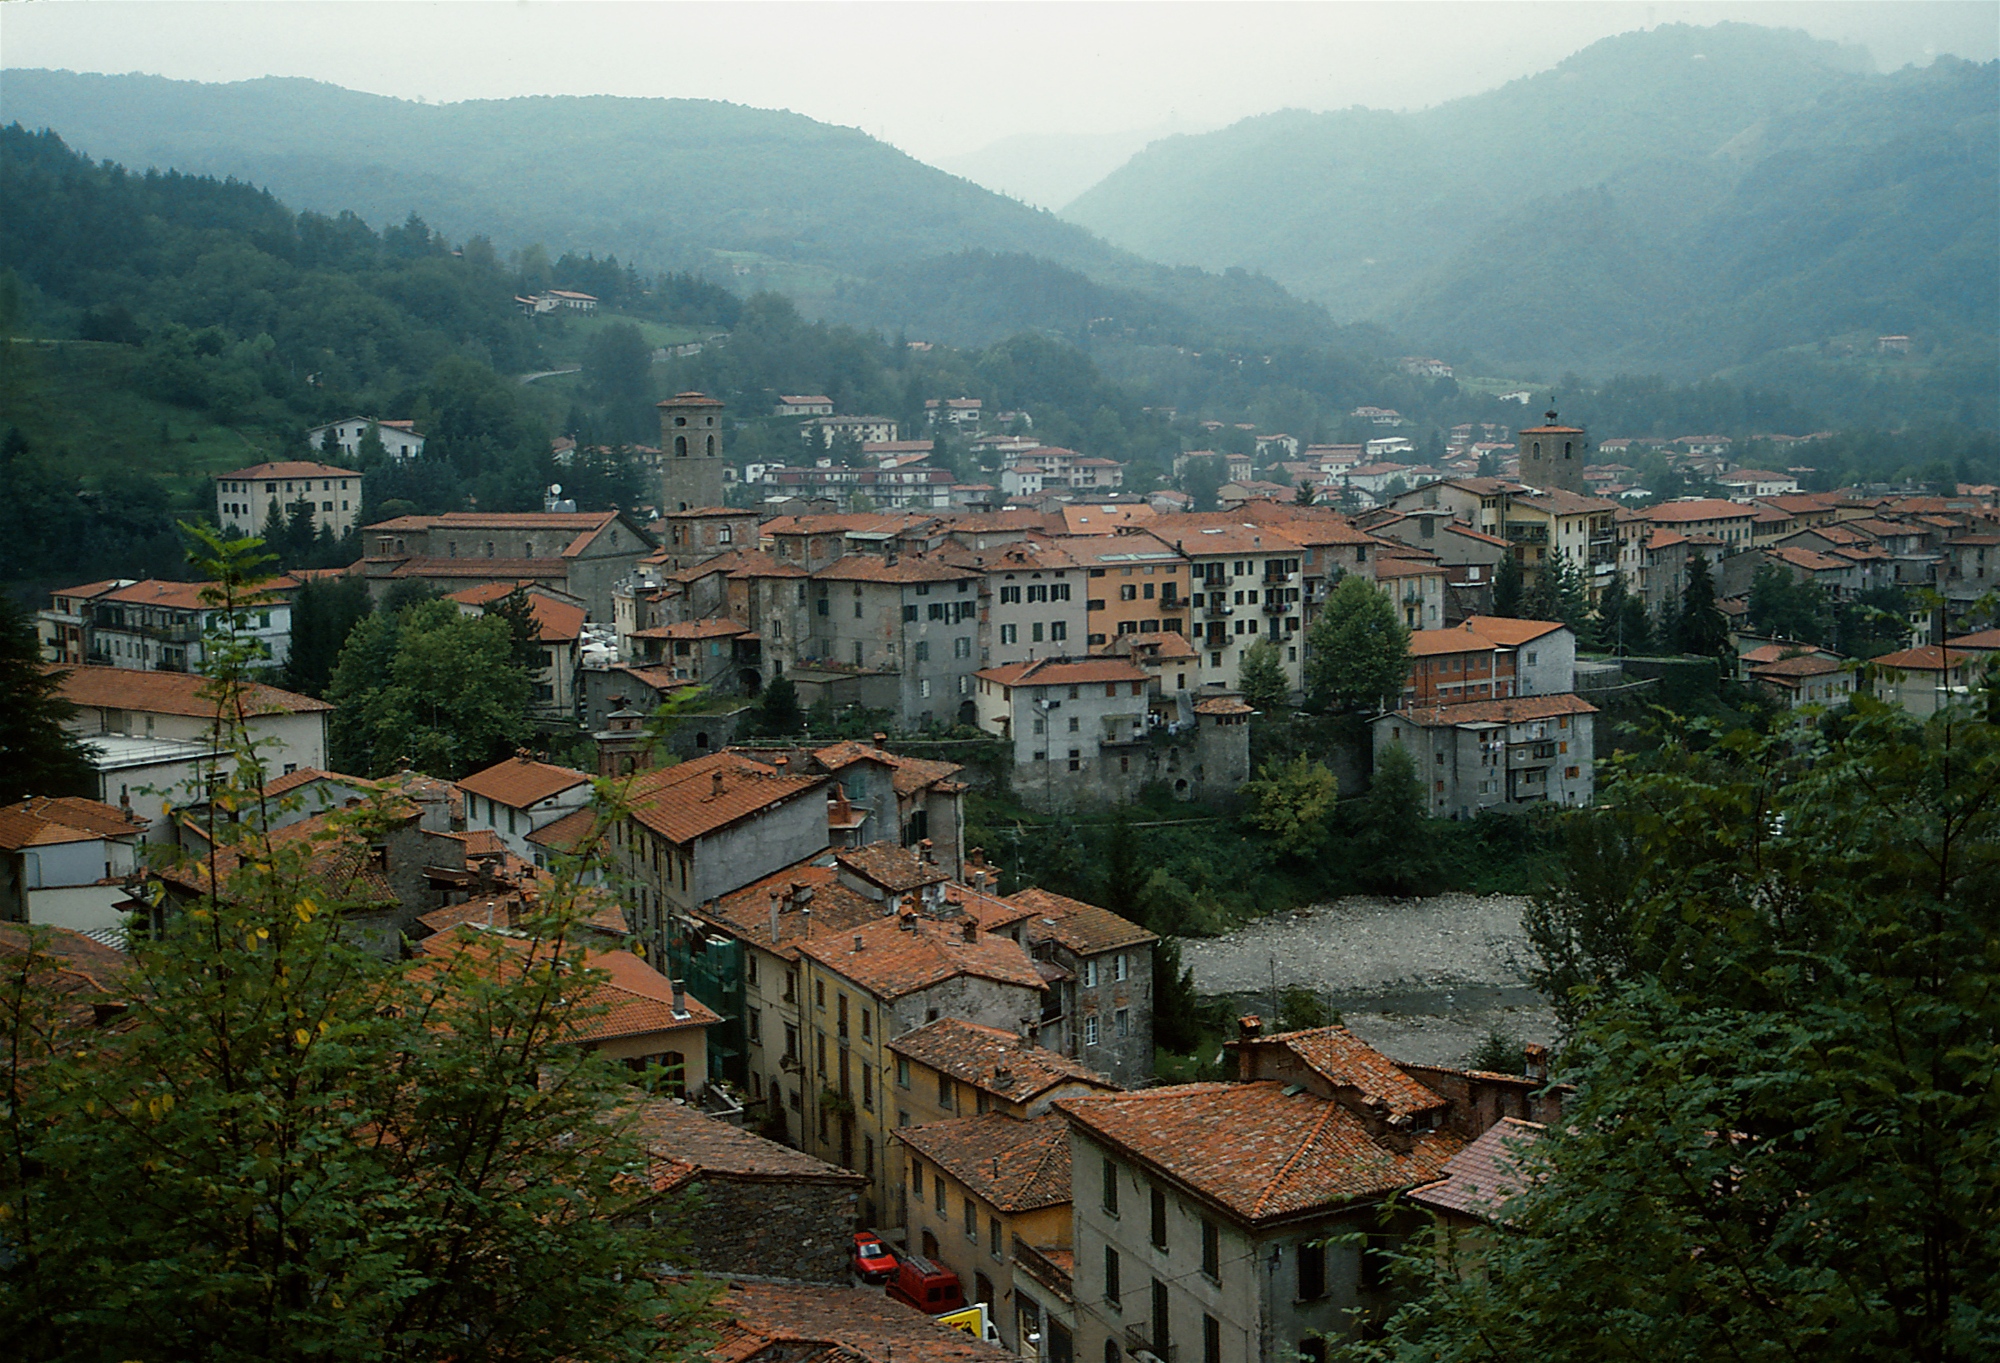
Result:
[851, 1231, 898, 1285]
[885, 1251, 965, 1315]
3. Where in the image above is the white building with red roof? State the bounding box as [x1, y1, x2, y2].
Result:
[215, 458, 365, 539]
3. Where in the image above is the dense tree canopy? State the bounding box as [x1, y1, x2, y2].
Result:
[1352, 703, 2000, 1363]
[1, 543, 710, 1358]
[1304, 574, 1411, 711]
[327, 598, 532, 777]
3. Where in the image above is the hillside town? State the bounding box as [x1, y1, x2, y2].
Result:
[8, 381, 1997, 1363]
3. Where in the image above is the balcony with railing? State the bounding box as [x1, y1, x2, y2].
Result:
[1202, 601, 1234, 619]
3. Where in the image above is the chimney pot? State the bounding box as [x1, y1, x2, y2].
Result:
[1523, 1041, 1550, 1082]
[711, 769, 725, 797]
[854, 934, 864, 951]
[962, 921, 978, 944]
[671, 978, 688, 1016]
[1238, 1014, 1264, 1040]
[872, 732, 887, 745]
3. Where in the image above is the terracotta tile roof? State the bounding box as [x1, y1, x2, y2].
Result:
[55, 664, 332, 717]
[1106, 630, 1199, 662]
[1391, 693, 1599, 727]
[1749, 655, 1846, 679]
[256, 767, 378, 802]
[1512, 489, 1619, 516]
[1164, 519, 1303, 557]
[1060, 504, 1157, 535]
[1193, 696, 1255, 716]
[1408, 1117, 1545, 1223]
[49, 578, 133, 600]
[1371, 557, 1447, 579]
[626, 752, 827, 846]
[524, 805, 605, 854]
[1768, 546, 1850, 573]
[1739, 643, 1838, 665]
[101, 579, 217, 611]
[813, 554, 969, 586]
[1253, 1026, 1447, 1117]
[1007, 887, 1158, 955]
[1058, 1081, 1462, 1223]
[415, 926, 720, 1043]
[887, 754, 967, 798]
[835, 843, 951, 894]
[0, 921, 134, 997]
[0, 795, 144, 843]
[1453, 616, 1566, 647]
[1871, 646, 1969, 671]
[706, 861, 888, 960]
[1945, 628, 2000, 651]
[0, 804, 118, 850]
[159, 803, 415, 905]
[215, 460, 361, 481]
[701, 1278, 1011, 1363]
[976, 657, 1150, 688]
[800, 914, 1044, 1000]
[1642, 499, 1758, 523]
[896, 1113, 1073, 1213]
[457, 755, 592, 809]
[630, 1096, 866, 1194]
[889, 1017, 1115, 1105]
[445, 583, 588, 641]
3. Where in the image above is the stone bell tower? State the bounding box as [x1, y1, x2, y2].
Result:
[657, 391, 727, 512]
[1517, 403, 1588, 495]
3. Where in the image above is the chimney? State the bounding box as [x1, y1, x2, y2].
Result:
[853, 933, 865, 952]
[670, 978, 689, 1018]
[711, 770, 725, 798]
[900, 909, 919, 931]
[769, 892, 781, 941]
[961, 920, 978, 944]
[1237, 1014, 1263, 1041]
[1523, 1042, 1550, 1083]
[774, 756, 789, 772]
[920, 838, 935, 864]
[873, 732, 888, 746]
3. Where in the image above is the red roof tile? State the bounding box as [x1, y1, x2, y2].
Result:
[626, 752, 827, 846]
[1058, 1081, 1462, 1223]
[801, 914, 1044, 1000]
[1408, 1117, 1545, 1223]
[1392, 693, 1599, 727]
[55, 665, 332, 717]
[896, 1113, 1073, 1212]
[1007, 887, 1158, 955]
[890, 1017, 1115, 1105]
[457, 756, 592, 809]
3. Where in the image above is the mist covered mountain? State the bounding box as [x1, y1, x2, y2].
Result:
[0, 70, 1346, 352]
[1063, 23, 1996, 396]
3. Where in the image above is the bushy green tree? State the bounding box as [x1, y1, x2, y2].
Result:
[1238, 637, 1290, 711]
[0, 529, 712, 1358]
[1747, 560, 1829, 643]
[1356, 704, 2000, 1363]
[327, 598, 532, 777]
[1304, 574, 1410, 712]
[1341, 744, 1438, 895]
[1242, 755, 1339, 858]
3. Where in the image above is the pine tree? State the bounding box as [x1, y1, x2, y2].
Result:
[1678, 551, 1731, 657]
[0, 596, 94, 802]
[1493, 551, 1525, 617]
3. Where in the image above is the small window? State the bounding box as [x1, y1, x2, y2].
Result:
[1297, 1241, 1326, 1300]
[1104, 1247, 1121, 1307]
[1201, 1220, 1220, 1280]
[1150, 1186, 1167, 1250]
[1102, 1155, 1120, 1215]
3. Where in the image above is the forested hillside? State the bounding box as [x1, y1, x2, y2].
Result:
[0, 70, 1347, 352]
[0, 124, 687, 582]
[1064, 24, 1997, 418]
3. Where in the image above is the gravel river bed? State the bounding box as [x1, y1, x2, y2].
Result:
[1176, 892, 1555, 1067]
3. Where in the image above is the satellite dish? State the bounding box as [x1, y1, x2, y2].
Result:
[548, 483, 562, 496]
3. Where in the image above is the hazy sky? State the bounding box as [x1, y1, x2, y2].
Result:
[4, 1, 1994, 163]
